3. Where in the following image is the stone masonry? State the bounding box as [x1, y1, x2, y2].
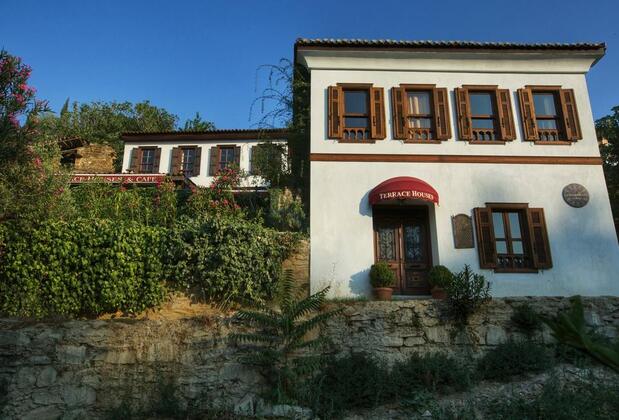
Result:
[1, 297, 618, 419]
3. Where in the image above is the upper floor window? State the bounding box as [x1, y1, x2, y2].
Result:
[474, 204, 552, 272]
[129, 147, 161, 174]
[327, 84, 385, 142]
[392, 84, 451, 142]
[455, 86, 516, 143]
[208, 145, 241, 175]
[518, 86, 582, 143]
[171, 146, 202, 177]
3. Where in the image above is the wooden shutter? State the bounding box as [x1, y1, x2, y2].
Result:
[208, 146, 219, 176]
[370, 87, 386, 140]
[327, 85, 343, 139]
[455, 87, 472, 140]
[170, 147, 181, 175]
[433, 87, 451, 140]
[518, 88, 538, 141]
[527, 208, 552, 269]
[193, 147, 202, 176]
[559, 89, 582, 141]
[129, 148, 140, 173]
[391, 87, 406, 139]
[474, 207, 497, 269]
[152, 148, 161, 173]
[496, 89, 516, 140]
[234, 146, 241, 167]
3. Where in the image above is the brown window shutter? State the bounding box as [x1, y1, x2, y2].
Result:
[208, 146, 219, 176]
[152, 147, 161, 173]
[496, 89, 516, 140]
[370, 87, 386, 140]
[559, 89, 582, 141]
[170, 147, 181, 175]
[327, 85, 344, 139]
[391, 87, 406, 139]
[474, 207, 497, 269]
[527, 208, 552, 269]
[130, 148, 140, 173]
[517, 88, 538, 141]
[455, 87, 472, 140]
[433, 87, 451, 140]
[234, 146, 241, 167]
[193, 147, 202, 176]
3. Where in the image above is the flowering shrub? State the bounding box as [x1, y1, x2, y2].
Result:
[186, 167, 242, 217]
[0, 50, 71, 225]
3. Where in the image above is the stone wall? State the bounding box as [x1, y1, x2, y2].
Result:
[282, 239, 310, 294]
[1, 297, 618, 419]
[73, 144, 116, 174]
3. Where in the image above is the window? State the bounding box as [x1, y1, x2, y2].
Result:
[208, 145, 240, 176]
[327, 84, 385, 141]
[392, 85, 451, 142]
[469, 92, 497, 140]
[455, 86, 516, 142]
[474, 204, 552, 272]
[181, 147, 196, 175]
[129, 147, 161, 174]
[218, 146, 235, 171]
[518, 86, 582, 143]
[140, 148, 155, 173]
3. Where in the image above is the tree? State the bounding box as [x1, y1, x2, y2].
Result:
[0, 50, 72, 224]
[182, 112, 215, 131]
[596, 106, 619, 231]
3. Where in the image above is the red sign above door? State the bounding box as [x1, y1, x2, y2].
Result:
[369, 176, 439, 205]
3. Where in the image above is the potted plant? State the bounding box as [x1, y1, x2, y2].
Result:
[428, 265, 454, 300]
[369, 261, 396, 301]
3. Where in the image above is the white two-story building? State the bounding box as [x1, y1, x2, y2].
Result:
[295, 39, 619, 298]
[121, 128, 287, 188]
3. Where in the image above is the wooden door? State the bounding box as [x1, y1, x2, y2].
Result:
[374, 208, 432, 295]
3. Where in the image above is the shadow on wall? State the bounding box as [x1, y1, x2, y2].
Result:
[358, 190, 372, 217]
[350, 268, 372, 296]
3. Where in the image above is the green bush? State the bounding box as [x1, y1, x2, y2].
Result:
[477, 340, 554, 381]
[392, 352, 472, 395]
[165, 214, 297, 303]
[369, 262, 396, 288]
[265, 188, 306, 232]
[299, 353, 392, 418]
[511, 303, 542, 336]
[428, 265, 454, 289]
[445, 265, 491, 325]
[0, 219, 167, 318]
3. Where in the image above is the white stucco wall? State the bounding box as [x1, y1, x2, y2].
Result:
[301, 50, 619, 297]
[121, 139, 285, 188]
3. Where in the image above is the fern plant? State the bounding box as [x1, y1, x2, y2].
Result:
[543, 295, 619, 373]
[230, 270, 343, 402]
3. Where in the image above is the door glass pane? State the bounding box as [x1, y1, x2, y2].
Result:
[403, 225, 423, 262]
[513, 240, 524, 255]
[508, 212, 522, 239]
[344, 90, 368, 114]
[470, 92, 494, 115]
[533, 93, 557, 116]
[407, 91, 431, 114]
[492, 212, 505, 239]
[496, 240, 508, 254]
[378, 227, 396, 261]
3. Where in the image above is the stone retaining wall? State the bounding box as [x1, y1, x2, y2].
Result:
[1, 297, 618, 419]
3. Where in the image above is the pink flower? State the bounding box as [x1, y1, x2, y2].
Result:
[33, 156, 42, 168]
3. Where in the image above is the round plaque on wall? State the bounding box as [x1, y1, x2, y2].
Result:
[562, 183, 590, 208]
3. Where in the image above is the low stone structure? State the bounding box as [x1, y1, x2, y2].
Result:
[1, 297, 618, 418]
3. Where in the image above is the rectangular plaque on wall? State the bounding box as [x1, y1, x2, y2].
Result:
[452, 214, 474, 249]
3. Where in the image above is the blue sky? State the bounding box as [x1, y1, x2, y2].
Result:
[1, 0, 618, 128]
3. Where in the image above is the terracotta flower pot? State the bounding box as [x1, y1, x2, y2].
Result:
[431, 286, 447, 300]
[373, 287, 393, 301]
